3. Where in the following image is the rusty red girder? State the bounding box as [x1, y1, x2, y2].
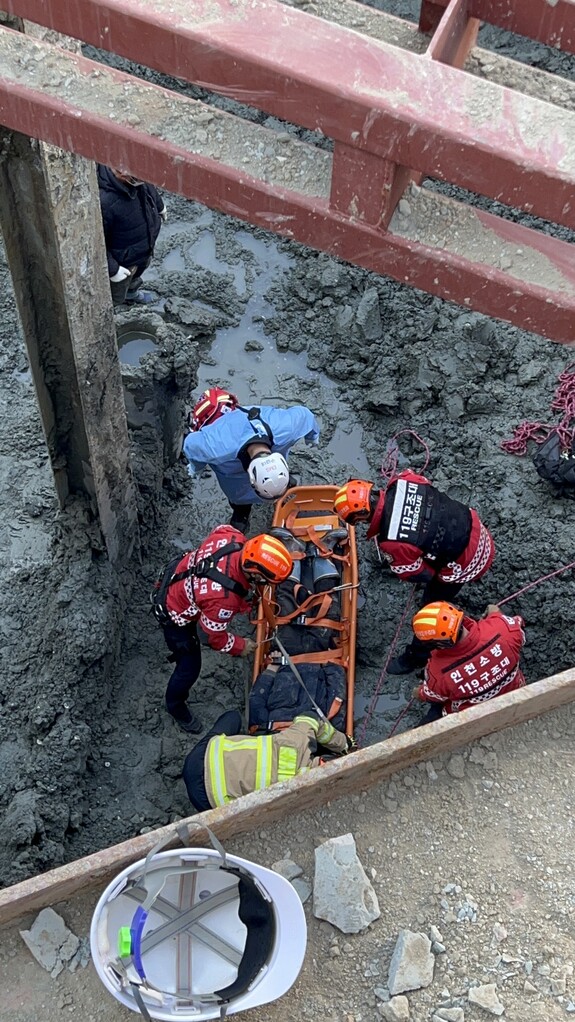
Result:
[0, 0, 574, 343]
[3, 0, 575, 233]
[0, 26, 573, 344]
[420, 0, 575, 52]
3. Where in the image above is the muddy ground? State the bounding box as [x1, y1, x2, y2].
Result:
[1, 4, 575, 889]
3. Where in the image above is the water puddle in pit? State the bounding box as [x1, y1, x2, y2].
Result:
[354, 691, 402, 719]
[149, 212, 371, 474]
[117, 331, 158, 366]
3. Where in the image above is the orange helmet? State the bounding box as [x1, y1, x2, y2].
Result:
[412, 602, 464, 645]
[240, 534, 293, 583]
[189, 387, 238, 431]
[333, 480, 374, 525]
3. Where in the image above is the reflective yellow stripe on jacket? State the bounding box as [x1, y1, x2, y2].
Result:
[207, 735, 274, 807]
[294, 714, 336, 744]
[277, 746, 298, 783]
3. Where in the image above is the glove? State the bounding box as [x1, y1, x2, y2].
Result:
[345, 735, 357, 752]
[110, 265, 132, 282]
[159, 206, 168, 223]
[187, 463, 198, 479]
[482, 603, 501, 619]
[241, 637, 257, 658]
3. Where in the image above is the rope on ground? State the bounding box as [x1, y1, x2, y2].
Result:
[356, 589, 415, 748]
[498, 558, 575, 606]
[502, 362, 575, 455]
[388, 697, 416, 739]
[380, 429, 431, 484]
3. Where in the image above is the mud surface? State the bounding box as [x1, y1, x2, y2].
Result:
[1, 5, 575, 888]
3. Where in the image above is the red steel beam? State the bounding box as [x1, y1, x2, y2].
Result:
[425, 0, 480, 68]
[420, 0, 575, 53]
[3, 0, 575, 232]
[0, 29, 573, 344]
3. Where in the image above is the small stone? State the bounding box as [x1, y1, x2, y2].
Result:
[550, 976, 567, 995]
[446, 755, 465, 779]
[468, 983, 505, 1016]
[432, 942, 446, 954]
[524, 980, 538, 994]
[244, 339, 264, 352]
[291, 877, 312, 904]
[429, 925, 444, 943]
[379, 995, 410, 1021]
[433, 1009, 464, 1022]
[398, 199, 412, 216]
[425, 762, 438, 781]
[388, 930, 434, 995]
[20, 908, 80, 978]
[313, 834, 380, 933]
[374, 986, 390, 1002]
[524, 960, 533, 975]
[492, 923, 507, 944]
[272, 858, 303, 881]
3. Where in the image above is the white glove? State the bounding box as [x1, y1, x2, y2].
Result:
[187, 463, 198, 479]
[160, 206, 168, 223]
[110, 265, 131, 282]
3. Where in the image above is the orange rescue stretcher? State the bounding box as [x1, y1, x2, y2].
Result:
[252, 485, 358, 736]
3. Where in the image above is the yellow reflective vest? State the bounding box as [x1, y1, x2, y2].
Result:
[204, 715, 348, 808]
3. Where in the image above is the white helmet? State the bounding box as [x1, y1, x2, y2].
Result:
[248, 452, 290, 499]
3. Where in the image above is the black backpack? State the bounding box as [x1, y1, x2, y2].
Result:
[150, 542, 250, 625]
[532, 431, 575, 499]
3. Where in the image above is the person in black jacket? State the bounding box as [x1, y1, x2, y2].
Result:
[97, 165, 167, 306]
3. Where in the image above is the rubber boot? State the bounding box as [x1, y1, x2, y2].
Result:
[312, 557, 340, 585]
[288, 558, 302, 584]
[322, 528, 348, 552]
[387, 645, 430, 675]
[269, 526, 306, 556]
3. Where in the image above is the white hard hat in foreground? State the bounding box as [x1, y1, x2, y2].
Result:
[90, 843, 307, 1021]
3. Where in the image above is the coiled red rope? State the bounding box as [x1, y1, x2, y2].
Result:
[380, 429, 431, 484]
[502, 362, 575, 455]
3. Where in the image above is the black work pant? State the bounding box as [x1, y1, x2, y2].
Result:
[182, 710, 243, 811]
[109, 257, 151, 306]
[416, 702, 444, 726]
[407, 578, 463, 662]
[163, 622, 202, 724]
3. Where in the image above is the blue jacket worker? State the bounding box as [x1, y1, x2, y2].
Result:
[183, 387, 320, 532]
[97, 164, 167, 306]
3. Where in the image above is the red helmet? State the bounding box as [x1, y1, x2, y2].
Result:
[189, 388, 238, 431]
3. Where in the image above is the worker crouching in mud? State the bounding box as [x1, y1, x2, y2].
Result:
[410, 601, 526, 724]
[183, 387, 319, 533]
[182, 711, 353, 811]
[151, 529, 293, 733]
[333, 472, 495, 674]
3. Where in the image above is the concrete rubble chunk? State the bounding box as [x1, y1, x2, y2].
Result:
[468, 983, 505, 1016]
[388, 930, 434, 995]
[379, 995, 410, 1020]
[20, 907, 80, 978]
[272, 858, 303, 881]
[433, 1008, 465, 1022]
[291, 877, 312, 904]
[313, 833, 380, 933]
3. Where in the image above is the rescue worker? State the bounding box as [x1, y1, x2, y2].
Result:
[151, 528, 293, 733]
[183, 388, 320, 532]
[410, 601, 525, 724]
[333, 473, 495, 674]
[182, 709, 353, 811]
[97, 164, 167, 306]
